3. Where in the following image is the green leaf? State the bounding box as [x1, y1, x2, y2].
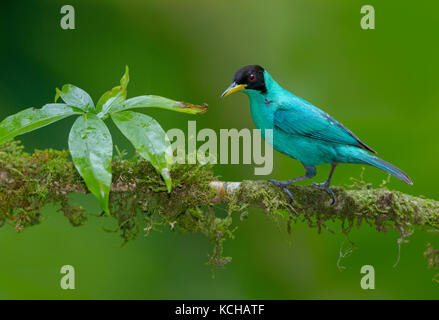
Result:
[54, 88, 61, 102]
[68, 114, 113, 213]
[96, 87, 119, 111]
[58, 84, 95, 111]
[96, 66, 130, 114]
[120, 65, 129, 89]
[96, 88, 125, 118]
[111, 111, 172, 192]
[0, 104, 79, 145]
[110, 95, 208, 115]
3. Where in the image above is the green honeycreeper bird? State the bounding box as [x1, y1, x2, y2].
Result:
[221, 65, 412, 204]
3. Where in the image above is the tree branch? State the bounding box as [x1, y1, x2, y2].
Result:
[209, 180, 439, 234]
[1, 140, 438, 270]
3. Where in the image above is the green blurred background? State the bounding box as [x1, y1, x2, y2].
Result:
[0, 0, 438, 299]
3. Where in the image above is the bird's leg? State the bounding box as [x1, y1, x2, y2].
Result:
[313, 162, 337, 205]
[269, 164, 316, 202]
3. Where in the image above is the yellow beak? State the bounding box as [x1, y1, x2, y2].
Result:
[221, 82, 247, 98]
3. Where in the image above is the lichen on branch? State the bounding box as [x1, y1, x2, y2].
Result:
[1, 140, 438, 271]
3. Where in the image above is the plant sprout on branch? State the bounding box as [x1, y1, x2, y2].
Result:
[0, 66, 207, 213]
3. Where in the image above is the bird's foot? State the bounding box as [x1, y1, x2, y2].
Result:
[312, 182, 336, 205]
[268, 179, 294, 202]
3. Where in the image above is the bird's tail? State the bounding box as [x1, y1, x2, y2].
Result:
[353, 150, 413, 185]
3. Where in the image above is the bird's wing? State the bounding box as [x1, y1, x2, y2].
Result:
[273, 107, 376, 153]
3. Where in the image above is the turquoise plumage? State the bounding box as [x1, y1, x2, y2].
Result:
[222, 65, 412, 203]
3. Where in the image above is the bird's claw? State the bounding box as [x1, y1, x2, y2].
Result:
[268, 179, 294, 203]
[312, 182, 336, 205]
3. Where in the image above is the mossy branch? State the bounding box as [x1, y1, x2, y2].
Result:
[1, 141, 438, 272]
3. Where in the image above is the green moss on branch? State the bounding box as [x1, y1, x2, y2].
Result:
[1, 141, 438, 270]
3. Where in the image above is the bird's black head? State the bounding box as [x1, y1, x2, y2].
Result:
[233, 65, 266, 92]
[221, 65, 266, 98]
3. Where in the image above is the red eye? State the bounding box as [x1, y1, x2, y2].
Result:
[248, 74, 256, 82]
